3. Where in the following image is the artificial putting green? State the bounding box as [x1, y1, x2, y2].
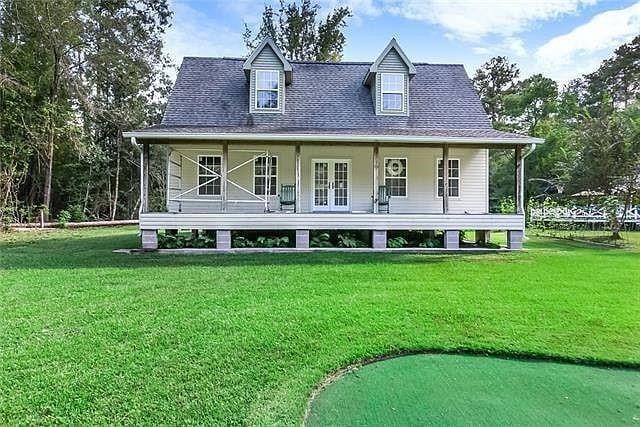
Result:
[307, 354, 640, 426]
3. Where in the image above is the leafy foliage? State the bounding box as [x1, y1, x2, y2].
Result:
[0, 0, 172, 223]
[310, 232, 332, 248]
[233, 234, 290, 248]
[243, 0, 351, 61]
[387, 236, 407, 248]
[337, 232, 367, 248]
[56, 210, 71, 228]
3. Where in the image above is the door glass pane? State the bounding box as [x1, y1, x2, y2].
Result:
[334, 162, 348, 207]
[314, 162, 328, 206]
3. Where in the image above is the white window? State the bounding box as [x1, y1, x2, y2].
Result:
[384, 158, 407, 197]
[381, 73, 405, 112]
[254, 156, 278, 196]
[437, 159, 460, 197]
[255, 70, 279, 109]
[198, 156, 221, 196]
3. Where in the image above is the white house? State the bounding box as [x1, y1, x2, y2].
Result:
[124, 38, 541, 250]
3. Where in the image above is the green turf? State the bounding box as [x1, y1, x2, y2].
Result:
[0, 227, 639, 424]
[307, 354, 640, 426]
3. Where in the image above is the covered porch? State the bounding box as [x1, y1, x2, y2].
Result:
[130, 132, 536, 251]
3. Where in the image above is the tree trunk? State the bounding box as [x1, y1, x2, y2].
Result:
[42, 124, 54, 221]
[110, 130, 122, 221]
[42, 45, 61, 222]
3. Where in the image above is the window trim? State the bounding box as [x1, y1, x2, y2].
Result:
[435, 158, 461, 199]
[197, 155, 222, 197]
[254, 69, 280, 111]
[253, 155, 279, 196]
[380, 72, 406, 113]
[383, 157, 408, 198]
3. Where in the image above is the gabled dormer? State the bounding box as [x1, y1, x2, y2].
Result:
[364, 38, 416, 116]
[243, 38, 292, 114]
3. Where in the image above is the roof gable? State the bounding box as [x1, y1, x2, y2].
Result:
[365, 38, 416, 85]
[243, 37, 293, 84]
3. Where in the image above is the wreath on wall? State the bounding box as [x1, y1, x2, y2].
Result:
[385, 159, 405, 177]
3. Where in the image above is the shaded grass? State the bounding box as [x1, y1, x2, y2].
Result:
[307, 354, 640, 426]
[0, 227, 639, 424]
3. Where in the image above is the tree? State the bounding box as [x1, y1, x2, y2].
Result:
[0, 0, 172, 223]
[0, 0, 84, 220]
[504, 74, 558, 135]
[243, 0, 351, 61]
[472, 56, 520, 126]
[81, 0, 172, 220]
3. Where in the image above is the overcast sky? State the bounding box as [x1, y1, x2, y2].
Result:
[164, 0, 640, 84]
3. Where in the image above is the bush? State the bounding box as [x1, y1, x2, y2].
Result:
[67, 204, 86, 222]
[56, 210, 72, 228]
[498, 196, 515, 214]
[309, 232, 332, 247]
[337, 232, 366, 248]
[232, 234, 290, 248]
[387, 236, 408, 248]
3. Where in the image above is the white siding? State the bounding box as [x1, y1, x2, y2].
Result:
[249, 45, 285, 114]
[166, 143, 489, 215]
[141, 212, 524, 231]
[167, 144, 294, 214]
[375, 48, 409, 115]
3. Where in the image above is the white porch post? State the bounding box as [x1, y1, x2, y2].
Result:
[139, 139, 157, 250]
[141, 141, 150, 214]
[515, 144, 524, 215]
[372, 143, 380, 213]
[222, 142, 228, 212]
[295, 144, 301, 213]
[442, 144, 449, 214]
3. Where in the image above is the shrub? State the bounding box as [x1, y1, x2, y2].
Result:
[498, 196, 515, 214]
[67, 204, 86, 222]
[337, 232, 366, 248]
[310, 232, 332, 248]
[387, 236, 407, 248]
[232, 234, 290, 248]
[56, 210, 72, 228]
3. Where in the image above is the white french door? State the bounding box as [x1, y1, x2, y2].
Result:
[312, 159, 351, 211]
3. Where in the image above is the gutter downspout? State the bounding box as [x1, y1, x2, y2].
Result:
[521, 143, 537, 239]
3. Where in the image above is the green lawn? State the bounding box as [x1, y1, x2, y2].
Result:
[308, 354, 640, 426]
[1, 227, 639, 425]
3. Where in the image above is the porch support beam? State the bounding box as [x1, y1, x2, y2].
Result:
[515, 144, 525, 215]
[507, 230, 524, 249]
[442, 144, 449, 214]
[141, 141, 150, 213]
[222, 142, 229, 212]
[296, 230, 309, 248]
[372, 230, 386, 248]
[444, 230, 459, 249]
[216, 230, 231, 249]
[141, 229, 157, 250]
[372, 143, 380, 213]
[295, 144, 301, 213]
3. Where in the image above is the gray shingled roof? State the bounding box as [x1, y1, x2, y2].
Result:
[135, 57, 530, 141]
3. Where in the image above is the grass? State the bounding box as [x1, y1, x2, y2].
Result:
[307, 354, 640, 426]
[1, 227, 639, 424]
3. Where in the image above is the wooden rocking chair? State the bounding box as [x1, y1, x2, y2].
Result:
[378, 185, 390, 213]
[279, 184, 296, 212]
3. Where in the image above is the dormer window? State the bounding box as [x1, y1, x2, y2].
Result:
[381, 73, 405, 112]
[256, 70, 280, 110]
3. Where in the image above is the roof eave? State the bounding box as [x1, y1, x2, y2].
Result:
[123, 131, 543, 145]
